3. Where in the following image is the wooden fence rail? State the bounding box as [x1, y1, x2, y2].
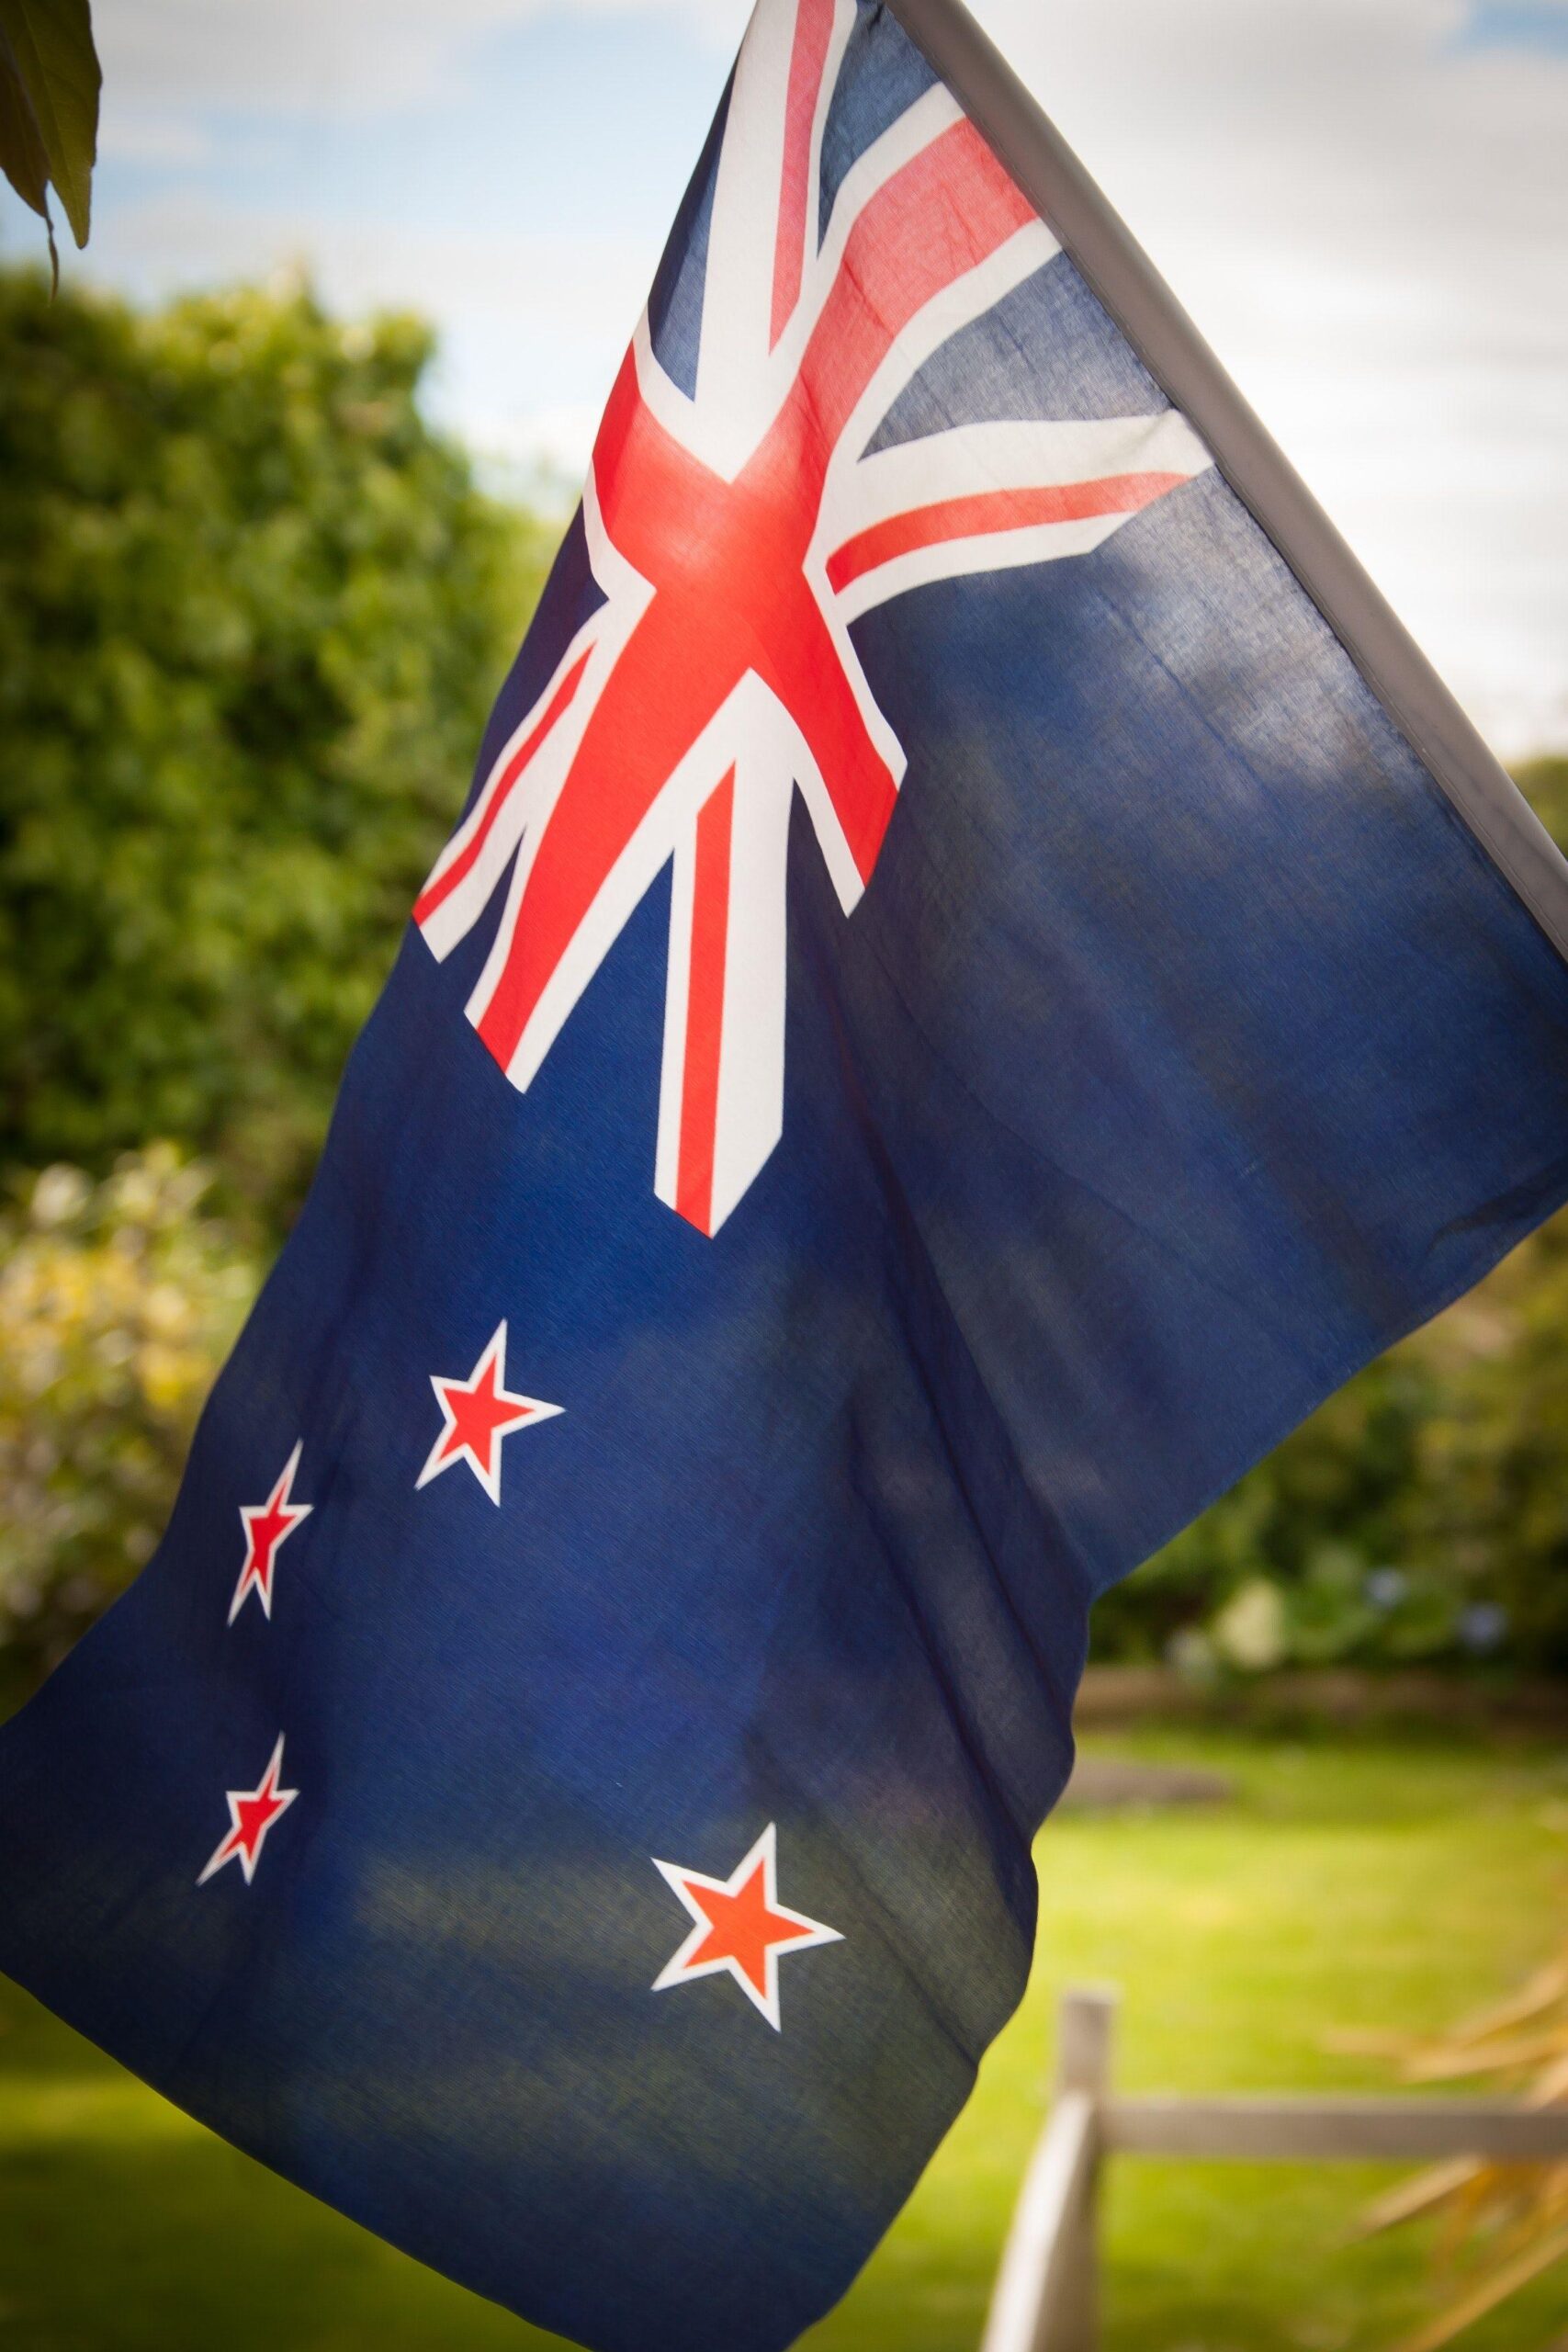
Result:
[979, 1988, 1568, 2352]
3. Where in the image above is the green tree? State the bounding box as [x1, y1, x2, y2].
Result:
[1089, 1346, 1447, 1671]
[0, 266, 547, 1238]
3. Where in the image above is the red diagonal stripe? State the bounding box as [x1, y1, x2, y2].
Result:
[794, 118, 1036, 459]
[675, 767, 736, 1236]
[771, 0, 838, 348]
[825, 471, 1188, 594]
[415, 648, 592, 924]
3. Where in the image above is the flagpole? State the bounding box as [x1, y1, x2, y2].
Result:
[886, 0, 1568, 963]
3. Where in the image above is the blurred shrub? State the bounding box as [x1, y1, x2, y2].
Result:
[0, 1148, 256, 1693]
[0, 265, 549, 1240]
[1092, 1344, 1458, 1670]
[1410, 1179, 1568, 1672]
[1097, 1233, 1568, 1678]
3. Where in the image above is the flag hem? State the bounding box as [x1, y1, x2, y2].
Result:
[886, 0, 1568, 966]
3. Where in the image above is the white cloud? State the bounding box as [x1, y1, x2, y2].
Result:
[96, 111, 217, 165]
[93, 192, 648, 334]
[95, 0, 738, 122]
[88, 193, 654, 471]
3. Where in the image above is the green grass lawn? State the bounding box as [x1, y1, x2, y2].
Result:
[1, 1726, 1563, 2352]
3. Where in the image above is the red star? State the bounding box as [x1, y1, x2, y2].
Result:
[416, 1320, 562, 1505]
[229, 1442, 312, 1623]
[652, 1823, 842, 2030]
[197, 1734, 299, 1886]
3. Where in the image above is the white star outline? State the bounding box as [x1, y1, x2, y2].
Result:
[414, 1318, 564, 1506]
[196, 1733, 299, 1887]
[650, 1821, 843, 2031]
[229, 1437, 312, 1624]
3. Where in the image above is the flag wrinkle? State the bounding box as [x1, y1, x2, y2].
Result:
[842, 891, 1335, 1384]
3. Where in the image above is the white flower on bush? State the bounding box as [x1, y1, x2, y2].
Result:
[1210, 1577, 1291, 1674]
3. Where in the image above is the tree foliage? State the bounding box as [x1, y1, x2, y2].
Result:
[0, 266, 547, 1238]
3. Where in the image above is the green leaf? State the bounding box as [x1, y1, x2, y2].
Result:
[0, 0, 98, 250]
[0, 25, 56, 288]
[0, 24, 47, 217]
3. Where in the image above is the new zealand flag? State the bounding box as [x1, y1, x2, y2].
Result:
[3, 0, 1567, 2346]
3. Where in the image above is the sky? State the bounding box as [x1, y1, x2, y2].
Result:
[8, 0, 1567, 756]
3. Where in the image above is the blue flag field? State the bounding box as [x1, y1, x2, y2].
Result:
[3, 0, 1567, 2346]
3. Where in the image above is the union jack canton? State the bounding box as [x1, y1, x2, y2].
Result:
[414, 0, 1209, 1235]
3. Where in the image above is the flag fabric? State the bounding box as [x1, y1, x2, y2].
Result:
[4, 1, 1568, 2346]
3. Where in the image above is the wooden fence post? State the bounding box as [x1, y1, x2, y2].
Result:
[1050, 1988, 1116, 2352]
[979, 1985, 1568, 2352]
[978, 1985, 1117, 2352]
